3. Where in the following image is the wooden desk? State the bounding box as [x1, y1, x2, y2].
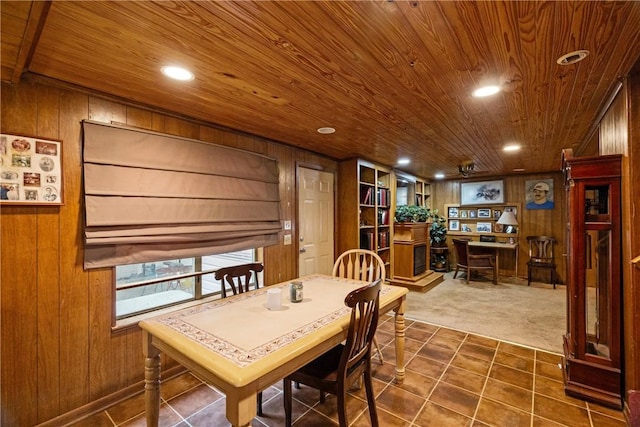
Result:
[469, 241, 519, 277]
[140, 275, 408, 427]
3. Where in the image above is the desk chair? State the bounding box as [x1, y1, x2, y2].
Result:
[526, 236, 557, 288]
[332, 249, 385, 364]
[452, 238, 498, 285]
[283, 279, 381, 427]
[214, 262, 265, 414]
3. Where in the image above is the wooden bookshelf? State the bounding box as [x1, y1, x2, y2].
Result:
[338, 159, 393, 278]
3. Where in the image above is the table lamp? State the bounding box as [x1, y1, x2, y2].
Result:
[497, 211, 518, 244]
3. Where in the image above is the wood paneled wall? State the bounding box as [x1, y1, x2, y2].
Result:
[600, 70, 640, 412]
[0, 77, 337, 426]
[431, 172, 567, 283]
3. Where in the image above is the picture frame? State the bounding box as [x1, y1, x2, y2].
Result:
[460, 179, 504, 205]
[469, 209, 477, 218]
[1, 133, 63, 205]
[448, 206, 459, 218]
[505, 225, 517, 234]
[477, 208, 491, 218]
[494, 223, 504, 233]
[449, 219, 460, 231]
[460, 209, 468, 218]
[493, 209, 502, 219]
[476, 222, 492, 233]
[461, 224, 472, 232]
[525, 178, 554, 210]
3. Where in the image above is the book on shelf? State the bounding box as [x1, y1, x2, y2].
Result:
[360, 186, 373, 205]
[377, 230, 390, 249]
[377, 209, 390, 225]
[360, 229, 375, 250]
[376, 188, 390, 207]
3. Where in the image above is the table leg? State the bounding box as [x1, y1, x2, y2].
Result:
[226, 389, 256, 427]
[142, 331, 161, 427]
[393, 297, 406, 384]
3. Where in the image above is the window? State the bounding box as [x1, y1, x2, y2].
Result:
[115, 249, 258, 320]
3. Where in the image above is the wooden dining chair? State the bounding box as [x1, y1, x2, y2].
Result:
[452, 239, 498, 285]
[526, 236, 557, 288]
[214, 262, 265, 415]
[283, 279, 381, 427]
[332, 249, 385, 364]
[214, 262, 264, 298]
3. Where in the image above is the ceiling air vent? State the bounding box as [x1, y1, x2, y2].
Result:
[557, 50, 590, 65]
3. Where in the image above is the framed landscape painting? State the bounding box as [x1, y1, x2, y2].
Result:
[460, 180, 504, 205]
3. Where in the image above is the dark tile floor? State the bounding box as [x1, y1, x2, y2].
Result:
[73, 319, 628, 426]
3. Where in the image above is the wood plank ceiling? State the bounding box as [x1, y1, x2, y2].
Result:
[2, 1, 640, 179]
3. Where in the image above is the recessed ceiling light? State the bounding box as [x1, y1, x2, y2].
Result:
[513, 168, 525, 172]
[557, 50, 589, 65]
[317, 127, 335, 134]
[161, 65, 194, 81]
[503, 144, 521, 152]
[472, 85, 500, 97]
[434, 173, 445, 179]
[397, 158, 410, 165]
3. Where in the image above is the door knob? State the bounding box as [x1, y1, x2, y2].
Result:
[299, 248, 306, 253]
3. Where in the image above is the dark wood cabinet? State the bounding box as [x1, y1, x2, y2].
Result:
[562, 149, 623, 409]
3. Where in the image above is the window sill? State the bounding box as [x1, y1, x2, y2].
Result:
[112, 293, 221, 333]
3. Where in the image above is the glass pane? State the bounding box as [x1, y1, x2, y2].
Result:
[584, 185, 609, 217]
[115, 250, 256, 319]
[115, 258, 196, 318]
[585, 229, 611, 359]
[201, 249, 256, 295]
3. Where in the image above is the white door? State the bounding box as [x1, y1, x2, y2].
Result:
[298, 167, 334, 276]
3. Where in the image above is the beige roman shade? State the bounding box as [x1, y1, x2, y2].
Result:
[82, 121, 281, 269]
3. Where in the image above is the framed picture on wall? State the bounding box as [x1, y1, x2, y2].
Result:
[460, 179, 504, 205]
[448, 206, 459, 218]
[477, 208, 491, 218]
[525, 179, 554, 210]
[1, 133, 63, 205]
[449, 219, 460, 231]
[476, 222, 492, 233]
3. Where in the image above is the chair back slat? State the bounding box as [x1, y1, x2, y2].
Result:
[527, 236, 556, 263]
[332, 249, 385, 282]
[341, 279, 381, 375]
[214, 262, 264, 298]
[452, 239, 470, 264]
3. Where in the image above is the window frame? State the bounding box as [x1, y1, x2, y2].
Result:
[112, 249, 262, 330]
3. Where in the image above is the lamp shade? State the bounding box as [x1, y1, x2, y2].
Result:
[497, 210, 518, 226]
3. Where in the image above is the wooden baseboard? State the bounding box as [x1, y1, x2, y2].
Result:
[36, 365, 187, 427]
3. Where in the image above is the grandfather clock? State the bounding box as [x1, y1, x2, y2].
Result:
[561, 149, 623, 409]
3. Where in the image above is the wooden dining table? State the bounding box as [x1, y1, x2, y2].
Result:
[139, 274, 409, 426]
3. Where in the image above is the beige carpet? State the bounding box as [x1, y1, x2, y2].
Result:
[403, 272, 566, 354]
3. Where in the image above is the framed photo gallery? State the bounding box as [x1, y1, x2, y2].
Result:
[1, 133, 63, 205]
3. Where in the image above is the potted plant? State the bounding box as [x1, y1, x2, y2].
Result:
[394, 205, 430, 243]
[428, 209, 447, 247]
[394, 205, 430, 223]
